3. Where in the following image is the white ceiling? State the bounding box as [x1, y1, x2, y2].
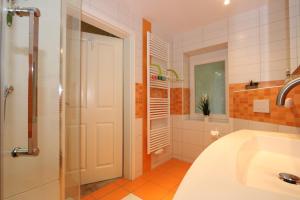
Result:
[122, 0, 268, 33]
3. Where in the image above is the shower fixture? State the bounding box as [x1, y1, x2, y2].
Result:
[3, 86, 14, 120]
[4, 85, 14, 97]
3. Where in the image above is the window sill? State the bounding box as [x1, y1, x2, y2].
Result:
[189, 114, 229, 123]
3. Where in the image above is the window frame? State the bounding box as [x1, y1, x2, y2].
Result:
[189, 49, 229, 121]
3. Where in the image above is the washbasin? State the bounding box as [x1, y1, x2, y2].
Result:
[174, 130, 300, 200]
[237, 134, 300, 197]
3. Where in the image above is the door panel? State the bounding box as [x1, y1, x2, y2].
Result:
[97, 45, 115, 107]
[80, 125, 87, 170]
[81, 32, 123, 185]
[96, 123, 114, 166]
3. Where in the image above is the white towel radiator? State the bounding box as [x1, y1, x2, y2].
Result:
[147, 32, 170, 154]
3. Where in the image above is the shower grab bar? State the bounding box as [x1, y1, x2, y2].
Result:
[8, 7, 41, 157]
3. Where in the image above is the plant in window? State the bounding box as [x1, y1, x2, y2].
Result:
[198, 94, 210, 116]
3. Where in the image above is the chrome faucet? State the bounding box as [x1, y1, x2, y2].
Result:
[276, 77, 300, 106]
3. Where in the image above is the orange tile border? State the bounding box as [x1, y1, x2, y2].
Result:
[170, 88, 190, 115]
[151, 88, 168, 98]
[292, 66, 300, 75]
[171, 80, 300, 127]
[229, 80, 300, 127]
[135, 83, 144, 118]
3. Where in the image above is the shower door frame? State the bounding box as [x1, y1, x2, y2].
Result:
[0, 0, 3, 199]
[81, 11, 137, 180]
[0, 1, 82, 199]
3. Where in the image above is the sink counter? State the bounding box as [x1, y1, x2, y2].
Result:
[174, 130, 300, 200]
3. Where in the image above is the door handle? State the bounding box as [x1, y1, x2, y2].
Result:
[7, 7, 41, 157]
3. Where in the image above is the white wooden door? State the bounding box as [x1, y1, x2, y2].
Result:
[80, 33, 123, 185]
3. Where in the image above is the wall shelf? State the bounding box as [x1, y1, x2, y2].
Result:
[233, 85, 283, 93]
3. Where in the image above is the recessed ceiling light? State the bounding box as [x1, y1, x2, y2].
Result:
[224, 0, 230, 5]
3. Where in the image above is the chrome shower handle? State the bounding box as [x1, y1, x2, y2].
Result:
[8, 7, 41, 157]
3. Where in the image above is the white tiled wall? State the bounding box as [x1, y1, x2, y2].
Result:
[173, 0, 297, 85]
[172, 116, 300, 163]
[233, 118, 300, 134]
[151, 146, 173, 169]
[172, 115, 233, 163]
[289, 0, 300, 72]
[83, 0, 144, 84]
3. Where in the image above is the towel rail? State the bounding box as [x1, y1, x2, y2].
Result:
[147, 32, 170, 154]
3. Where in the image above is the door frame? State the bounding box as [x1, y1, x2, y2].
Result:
[81, 11, 136, 180]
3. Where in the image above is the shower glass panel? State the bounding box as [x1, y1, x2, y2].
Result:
[63, 0, 82, 199]
[0, 0, 81, 200]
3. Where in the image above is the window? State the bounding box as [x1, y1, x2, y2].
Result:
[189, 49, 228, 120]
[194, 61, 226, 115]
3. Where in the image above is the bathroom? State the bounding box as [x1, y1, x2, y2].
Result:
[0, 0, 300, 200]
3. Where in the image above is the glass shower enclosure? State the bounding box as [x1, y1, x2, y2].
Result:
[0, 0, 81, 199]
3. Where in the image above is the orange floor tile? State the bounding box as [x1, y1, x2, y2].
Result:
[81, 159, 191, 200]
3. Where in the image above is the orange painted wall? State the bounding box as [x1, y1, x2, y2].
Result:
[142, 19, 151, 173]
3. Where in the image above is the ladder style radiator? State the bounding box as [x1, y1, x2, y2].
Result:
[147, 32, 170, 154]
